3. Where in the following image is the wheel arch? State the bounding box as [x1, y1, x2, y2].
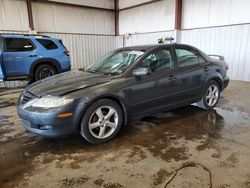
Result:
[77, 95, 129, 131]
[210, 77, 223, 91]
[29, 58, 62, 78]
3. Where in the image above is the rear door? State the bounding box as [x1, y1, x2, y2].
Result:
[172, 46, 210, 103]
[2, 37, 38, 78]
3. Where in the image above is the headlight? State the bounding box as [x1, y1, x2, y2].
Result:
[23, 96, 73, 108]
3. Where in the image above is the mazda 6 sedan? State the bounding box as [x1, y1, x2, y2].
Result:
[17, 44, 229, 144]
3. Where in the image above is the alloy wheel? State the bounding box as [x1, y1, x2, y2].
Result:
[206, 85, 219, 107]
[88, 106, 118, 139]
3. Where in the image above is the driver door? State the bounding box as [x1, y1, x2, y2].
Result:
[124, 47, 180, 117]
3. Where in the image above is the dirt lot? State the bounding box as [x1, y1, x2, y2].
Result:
[0, 80, 250, 188]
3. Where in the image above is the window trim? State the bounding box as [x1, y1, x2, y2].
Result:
[3, 37, 36, 52]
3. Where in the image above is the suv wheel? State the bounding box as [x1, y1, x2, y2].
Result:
[80, 99, 123, 144]
[197, 80, 220, 110]
[34, 64, 57, 81]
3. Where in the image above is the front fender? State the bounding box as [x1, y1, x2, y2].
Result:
[73, 93, 129, 130]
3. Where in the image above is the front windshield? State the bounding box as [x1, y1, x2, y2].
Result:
[85, 49, 144, 75]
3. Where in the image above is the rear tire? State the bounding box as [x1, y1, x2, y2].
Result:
[197, 80, 220, 110]
[80, 99, 123, 144]
[34, 64, 57, 81]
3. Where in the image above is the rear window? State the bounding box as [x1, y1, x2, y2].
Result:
[36, 39, 58, 50]
[4, 38, 35, 52]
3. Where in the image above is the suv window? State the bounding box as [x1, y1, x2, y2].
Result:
[175, 48, 205, 67]
[37, 39, 58, 50]
[5, 38, 35, 52]
[141, 49, 174, 72]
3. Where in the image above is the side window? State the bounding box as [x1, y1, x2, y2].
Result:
[37, 39, 58, 50]
[4, 38, 35, 52]
[141, 49, 174, 72]
[175, 48, 205, 67]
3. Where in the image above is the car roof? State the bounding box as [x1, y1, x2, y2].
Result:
[118, 43, 196, 51]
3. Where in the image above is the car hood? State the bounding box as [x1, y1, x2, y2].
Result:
[26, 71, 111, 97]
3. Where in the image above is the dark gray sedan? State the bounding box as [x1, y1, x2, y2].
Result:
[17, 44, 229, 144]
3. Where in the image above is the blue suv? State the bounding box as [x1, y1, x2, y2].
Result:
[0, 34, 71, 81]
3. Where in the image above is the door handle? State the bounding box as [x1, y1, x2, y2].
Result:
[29, 54, 37, 57]
[169, 75, 177, 80]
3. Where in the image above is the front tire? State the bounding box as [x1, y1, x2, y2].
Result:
[197, 81, 220, 110]
[80, 99, 123, 144]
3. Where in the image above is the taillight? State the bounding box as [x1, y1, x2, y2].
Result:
[225, 64, 229, 70]
[64, 50, 70, 56]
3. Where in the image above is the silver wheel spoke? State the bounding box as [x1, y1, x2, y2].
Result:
[212, 87, 218, 94]
[210, 98, 214, 106]
[105, 108, 115, 120]
[208, 98, 211, 106]
[206, 95, 211, 100]
[208, 87, 212, 95]
[99, 127, 106, 138]
[106, 121, 116, 129]
[96, 108, 104, 120]
[89, 122, 101, 130]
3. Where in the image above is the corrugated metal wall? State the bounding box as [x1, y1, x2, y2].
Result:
[1, 0, 250, 87]
[39, 33, 123, 69]
[124, 24, 250, 82]
[48, 0, 115, 9]
[0, 0, 29, 31]
[32, 2, 115, 35]
[124, 31, 175, 46]
[0, 0, 123, 88]
[180, 24, 250, 81]
[182, 0, 250, 29]
[119, 0, 175, 35]
[119, 0, 152, 9]
[119, 0, 175, 34]
[0, 32, 123, 88]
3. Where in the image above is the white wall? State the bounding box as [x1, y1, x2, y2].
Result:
[180, 24, 250, 81]
[0, 0, 29, 31]
[0, 0, 121, 88]
[119, 0, 175, 35]
[48, 0, 114, 9]
[32, 2, 115, 35]
[182, 0, 250, 29]
[125, 31, 174, 46]
[119, 0, 152, 9]
[41, 33, 123, 69]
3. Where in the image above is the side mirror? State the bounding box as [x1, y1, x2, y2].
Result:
[133, 67, 151, 77]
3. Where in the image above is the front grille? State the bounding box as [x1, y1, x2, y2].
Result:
[21, 91, 37, 105]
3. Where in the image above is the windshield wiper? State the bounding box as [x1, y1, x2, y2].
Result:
[84, 69, 104, 75]
[103, 72, 119, 76]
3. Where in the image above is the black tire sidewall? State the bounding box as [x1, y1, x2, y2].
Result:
[202, 81, 220, 110]
[80, 99, 123, 144]
[34, 64, 57, 81]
